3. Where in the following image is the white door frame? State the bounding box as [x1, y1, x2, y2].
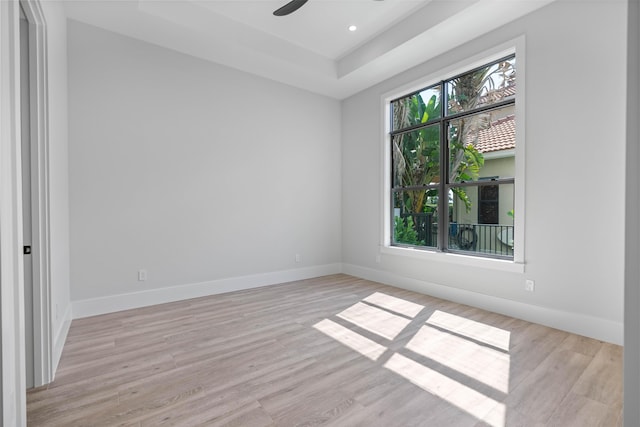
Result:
[1, 0, 28, 424]
[1, 0, 51, 423]
[20, 0, 53, 388]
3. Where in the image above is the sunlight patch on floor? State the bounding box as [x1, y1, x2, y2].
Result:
[426, 310, 511, 351]
[406, 325, 510, 393]
[362, 292, 424, 318]
[313, 294, 511, 426]
[337, 302, 411, 340]
[313, 318, 387, 361]
[384, 353, 506, 426]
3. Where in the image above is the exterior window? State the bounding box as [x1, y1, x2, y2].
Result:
[478, 179, 499, 225]
[390, 55, 516, 259]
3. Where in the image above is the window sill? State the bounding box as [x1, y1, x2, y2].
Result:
[380, 245, 525, 273]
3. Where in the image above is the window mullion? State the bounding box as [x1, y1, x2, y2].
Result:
[452, 177, 515, 188]
[390, 118, 442, 137]
[439, 82, 448, 252]
[391, 185, 440, 192]
[445, 98, 515, 121]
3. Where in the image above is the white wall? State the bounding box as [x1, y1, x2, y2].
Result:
[67, 20, 342, 313]
[624, 0, 639, 424]
[342, 1, 626, 344]
[40, 0, 71, 372]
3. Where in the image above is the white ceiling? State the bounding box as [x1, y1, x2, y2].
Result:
[195, 0, 429, 59]
[64, 0, 554, 99]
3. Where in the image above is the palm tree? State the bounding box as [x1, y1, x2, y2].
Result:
[392, 58, 515, 216]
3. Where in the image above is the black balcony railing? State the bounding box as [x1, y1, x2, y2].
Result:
[449, 223, 514, 257]
[397, 213, 514, 257]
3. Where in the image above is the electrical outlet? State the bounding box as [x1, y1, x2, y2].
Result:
[138, 269, 147, 281]
[375, 255, 381, 263]
[525, 279, 535, 292]
[295, 254, 302, 263]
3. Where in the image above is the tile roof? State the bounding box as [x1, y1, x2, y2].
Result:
[474, 114, 515, 153]
[478, 84, 516, 106]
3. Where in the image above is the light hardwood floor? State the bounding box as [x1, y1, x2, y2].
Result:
[27, 274, 623, 426]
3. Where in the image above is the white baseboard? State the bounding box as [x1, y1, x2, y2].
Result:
[52, 303, 72, 377]
[70, 262, 623, 345]
[342, 263, 623, 345]
[72, 263, 343, 319]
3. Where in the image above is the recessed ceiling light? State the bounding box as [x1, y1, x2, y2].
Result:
[348, 25, 357, 32]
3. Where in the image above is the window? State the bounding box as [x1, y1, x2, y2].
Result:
[389, 55, 516, 260]
[478, 178, 499, 225]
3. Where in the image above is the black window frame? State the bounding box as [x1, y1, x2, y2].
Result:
[389, 54, 516, 260]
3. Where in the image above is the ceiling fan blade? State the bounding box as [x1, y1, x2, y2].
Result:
[273, 0, 309, 16]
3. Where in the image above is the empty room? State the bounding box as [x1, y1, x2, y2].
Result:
[1, 0, 639, 426]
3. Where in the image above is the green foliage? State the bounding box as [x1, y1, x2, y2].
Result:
[392, 59, 515, 217]
[448, 121, 484, 213]
[393, 91, 483, 215]
[393, 216, 425, 246]
[451, 187, 472, 212]
[392, 94, 442, 215]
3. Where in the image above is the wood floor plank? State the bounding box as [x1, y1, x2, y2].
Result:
[205, 401, 275, 427]
[27, 274, 622, 426]
[137, 388, 258, 426]
[545, 393, 621, 427]
[571, 343, 624, 408]
[503, 349, 593, 423]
